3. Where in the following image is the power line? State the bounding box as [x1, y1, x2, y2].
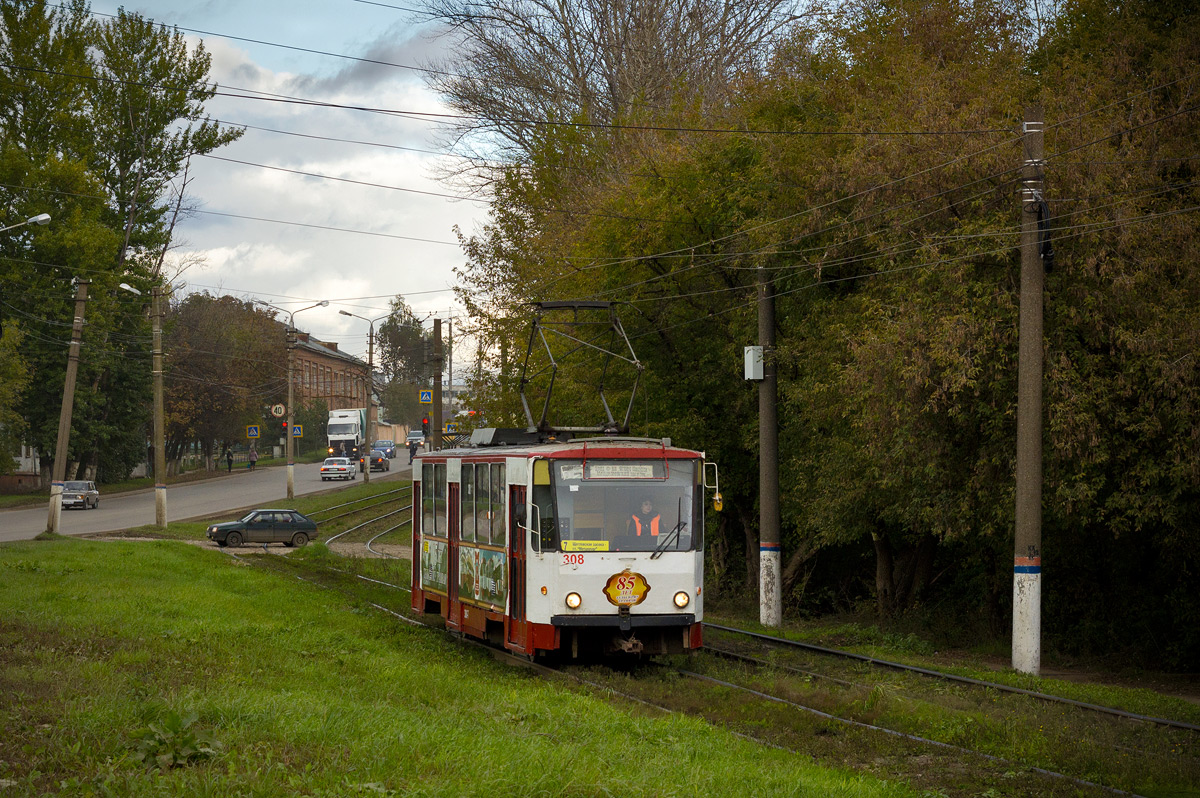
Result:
[3, 60, 1014, 138]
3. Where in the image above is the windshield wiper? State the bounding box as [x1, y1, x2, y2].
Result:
[650, 520, 686, 559]
[651, 497, 687, 560]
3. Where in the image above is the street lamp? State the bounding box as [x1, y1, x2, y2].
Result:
[285, 301, 328, 498]
[339, 310, 390, 483]
[0, 212, 50, 233]
[120, 282, 167, 528]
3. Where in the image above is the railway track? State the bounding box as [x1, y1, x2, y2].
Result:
[704, 622, 1200, 733]
[213, 478, 1199, 798]
[223, 543, 1197, 798]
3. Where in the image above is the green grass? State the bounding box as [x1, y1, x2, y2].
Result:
[0, 537, 916, 797]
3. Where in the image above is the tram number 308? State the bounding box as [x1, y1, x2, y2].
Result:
[562, 553, 586, 566]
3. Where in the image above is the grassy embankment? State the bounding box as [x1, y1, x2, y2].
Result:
[0, 532, 916, 797]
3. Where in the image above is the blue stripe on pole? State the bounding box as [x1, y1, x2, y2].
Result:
[1014, 565, 1041, 574]
[760, 543, 780, 552]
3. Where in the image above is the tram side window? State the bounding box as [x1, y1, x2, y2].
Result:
[461, 464, 475, 543]
[476, 464, 490, 542]
[490, 463, 505, 546]
[422, 463, 434, 535]
[434, 463, 447, 537]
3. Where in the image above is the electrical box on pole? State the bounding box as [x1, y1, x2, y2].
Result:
[744, 346, 764, 381]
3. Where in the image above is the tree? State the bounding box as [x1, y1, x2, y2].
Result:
[85, 8, 242, 270]
[0, 321, 29, 475]
[433, 0, 1200, 665]
[0, 1, 242, 483]
[163, 293, 285, 471]
[422, 0, 795, 185]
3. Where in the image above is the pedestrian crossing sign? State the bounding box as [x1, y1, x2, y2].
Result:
[292, 424, 303, 438]
[419, 389, 433, 404]
[444, 422, 458, 433]
[247, 425, 260, 438]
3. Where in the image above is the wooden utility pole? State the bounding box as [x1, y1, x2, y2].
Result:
[758, 264, 781, 627]
[46, 279, 89, 535]
[1013, 106, 1045, 676]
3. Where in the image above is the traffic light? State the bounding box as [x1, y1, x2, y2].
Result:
[282, 421, 288, 432]
[421, 416, 430, 434]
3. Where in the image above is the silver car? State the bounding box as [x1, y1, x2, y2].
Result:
[62, 480, 99, 510]
[319, 457, 357, 481]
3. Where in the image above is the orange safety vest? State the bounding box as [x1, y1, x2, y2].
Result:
[631, 514, 660, 536]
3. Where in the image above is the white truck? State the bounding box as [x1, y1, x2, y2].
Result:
[327, 408, 367, 458]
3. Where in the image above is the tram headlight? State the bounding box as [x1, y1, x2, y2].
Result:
[565, 592, 582, 610]
[673, 591, 690, 609]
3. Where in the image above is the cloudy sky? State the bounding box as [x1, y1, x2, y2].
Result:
[90, 0, 484, 370]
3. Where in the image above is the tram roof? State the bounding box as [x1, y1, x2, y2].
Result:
[414, 432, 703, 461]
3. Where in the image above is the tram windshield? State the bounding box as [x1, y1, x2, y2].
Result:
[541, 459, 700, 553]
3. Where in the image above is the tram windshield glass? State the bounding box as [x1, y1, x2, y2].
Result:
[545, 459, 700, 553]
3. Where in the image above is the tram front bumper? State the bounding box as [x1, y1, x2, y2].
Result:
[551, 613, 695, 628]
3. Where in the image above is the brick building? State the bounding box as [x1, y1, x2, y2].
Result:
[290, 330, 370, 411]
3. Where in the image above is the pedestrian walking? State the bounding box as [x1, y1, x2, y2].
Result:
[225, 448, 233, 474]
[408, 440, 418, 465]
[249, 447, 258, 471]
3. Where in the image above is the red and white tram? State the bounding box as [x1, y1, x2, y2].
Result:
[411, 432, 717, 658]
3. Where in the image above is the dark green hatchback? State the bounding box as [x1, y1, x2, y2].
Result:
[206, 509, 318, 548]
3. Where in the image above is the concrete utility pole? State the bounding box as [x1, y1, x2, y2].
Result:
[758, 264, 781, 628]
[286, 301, 327, 498]
[1013, 106, 1045, 676]
[432, 318, 443, 450]
[365, 324, 374, 484]
[151, 285, 167, 527]
[338, 308, 389, 482]
[286, 325, 297, 499]
[46, 279, 89, 535]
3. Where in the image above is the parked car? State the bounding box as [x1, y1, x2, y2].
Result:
[373, 439, 396, 459]
[206, 509, 318, 548]
[359, 449, 390, 472]
[61, 480, 99, 510]
[320, 457, 357, 481]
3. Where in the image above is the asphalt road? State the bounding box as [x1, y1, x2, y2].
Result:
[0, 460, 413, 543]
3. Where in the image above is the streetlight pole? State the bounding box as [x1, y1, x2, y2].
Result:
[46, 279, 88, 535]
[151, 285, 166, 526]
[120, 282, 168, 527]
[286, 301, 328, 499]
[339, 310, 388, 484]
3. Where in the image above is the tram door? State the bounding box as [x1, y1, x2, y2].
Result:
[506, 484, 528, 650]
[446, 482, 460, 630]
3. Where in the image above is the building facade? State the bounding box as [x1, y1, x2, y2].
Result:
[290, 331, 370, 411]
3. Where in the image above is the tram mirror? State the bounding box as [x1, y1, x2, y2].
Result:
[713, 492, 723, 512]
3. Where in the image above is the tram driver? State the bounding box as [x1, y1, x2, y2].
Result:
[628, 497, 661, 537]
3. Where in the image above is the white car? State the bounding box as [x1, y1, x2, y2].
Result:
[319, 457, 357, 481]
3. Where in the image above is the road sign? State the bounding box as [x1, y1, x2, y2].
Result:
[247, 425, 260, 439]
[444, 422, 458, 433]
[292, 424, 303, 438]
[270, 403, 286, 418]
[419, 389, 433, 404]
